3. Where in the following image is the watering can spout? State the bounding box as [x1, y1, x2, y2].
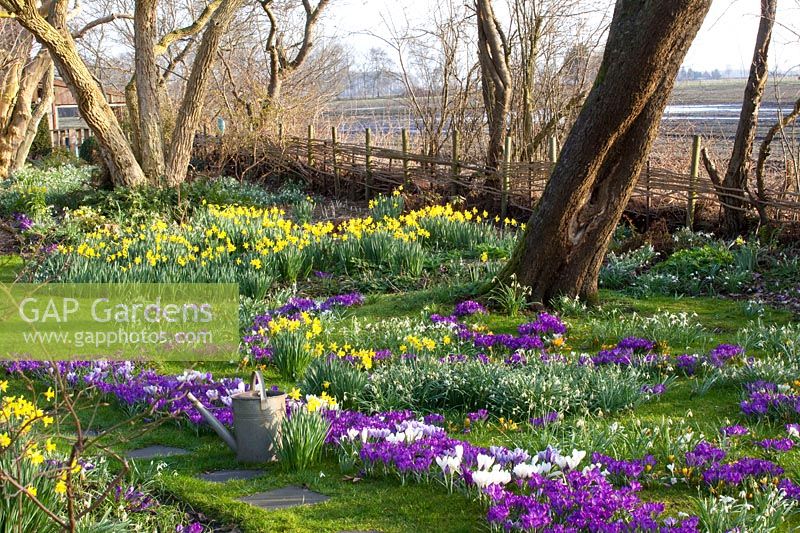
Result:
[187, 392, 237, 453]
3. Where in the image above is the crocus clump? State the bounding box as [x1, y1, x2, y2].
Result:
[755, 438, 795, 452]
[720, 425, 749, 437]
[453, 300, 487, 317]
[702, 457, 784, 486]
[740, 381, 800, 421]
[325, 409, 698, 532]
[13, 212, 34, 231]
[591, 452, 656, 483]
[4, 361, 244, 426]
[674, 344, 745, 376]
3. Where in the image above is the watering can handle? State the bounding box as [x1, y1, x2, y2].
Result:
[251, 370, 268, 410]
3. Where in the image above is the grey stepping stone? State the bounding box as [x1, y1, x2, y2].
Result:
[125, 445, 189, 460]
[238, 485, 329, 510]
[199, 469, 265, 483]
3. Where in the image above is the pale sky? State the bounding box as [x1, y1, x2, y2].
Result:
[323, 0, 800, 74]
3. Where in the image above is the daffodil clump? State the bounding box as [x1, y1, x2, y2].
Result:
[34, 199, 519, 292]
[278, 392, 335, 471]
[266, 313, 325, 380]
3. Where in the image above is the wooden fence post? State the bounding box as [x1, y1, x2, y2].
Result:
[451, 129, 460, 196]
[501, 134, 512, 220]
[331, 126, 339, 196]
[365, 128, 372, 200]
[401, 128, 410, 187]
[687, 135, 701, 228]
[548, 136, 558, 163]
[307, 125, 314, 167]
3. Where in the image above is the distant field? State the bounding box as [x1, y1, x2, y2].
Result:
[327, 78, 800, 116]
[669, 78, 800, 106]
[322, 78, 800, 146]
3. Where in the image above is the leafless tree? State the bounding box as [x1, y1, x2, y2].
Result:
[378, 1, 482, 161]
[701, 0, 778, 234]
[0, 7, 133, 179]
[260, 0, 330, 104]
[476, 0, 511, 170]
[507, 0, 607, 161]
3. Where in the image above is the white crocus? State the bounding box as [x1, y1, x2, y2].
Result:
[476, 453, 495, 471]
[513, 462, 538, 479]
[472, 464, 511, 488]
[565, 449, 586, 470]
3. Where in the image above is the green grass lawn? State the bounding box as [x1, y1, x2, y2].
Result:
[0, 254, 22, 283]
[4, 270, 799, 532]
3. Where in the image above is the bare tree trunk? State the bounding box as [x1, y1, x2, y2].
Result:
[476, 0, 511, 170]
[0, 28, 33, 178]
[7, 2, 146, 187]
[165, 0, 242, 185]
[125, 78, 142, 162]
[134, 0, 165, 179]
[12, 60, 54, 172]
[496, 0, 711, 304]
[717, 0, 777, 234]
[519, 14, 542, 162]
[0, 30, 32, 133]
[754, 95, 800, 225]
[0, 50, 50, 176]
[262, 0, 330, 103]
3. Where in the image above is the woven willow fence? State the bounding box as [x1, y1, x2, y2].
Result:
[268, 126, 800, 224]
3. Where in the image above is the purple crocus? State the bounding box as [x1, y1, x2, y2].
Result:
[453, 300, 487, 317]
[13, 212, 34, 231]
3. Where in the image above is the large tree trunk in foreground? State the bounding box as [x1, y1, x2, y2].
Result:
[496, 0, 710, 304]
[705, 0, 777, 235]
[7, 2, 146, 187]
[476, 0, 512, 170]
[134, 0, 166, 179]
[165, 0, 242, 185]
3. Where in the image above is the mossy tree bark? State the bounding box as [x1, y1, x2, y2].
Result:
[496, 0, 711, 304]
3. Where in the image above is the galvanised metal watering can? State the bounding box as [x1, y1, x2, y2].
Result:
[187, 371, 286, 463]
